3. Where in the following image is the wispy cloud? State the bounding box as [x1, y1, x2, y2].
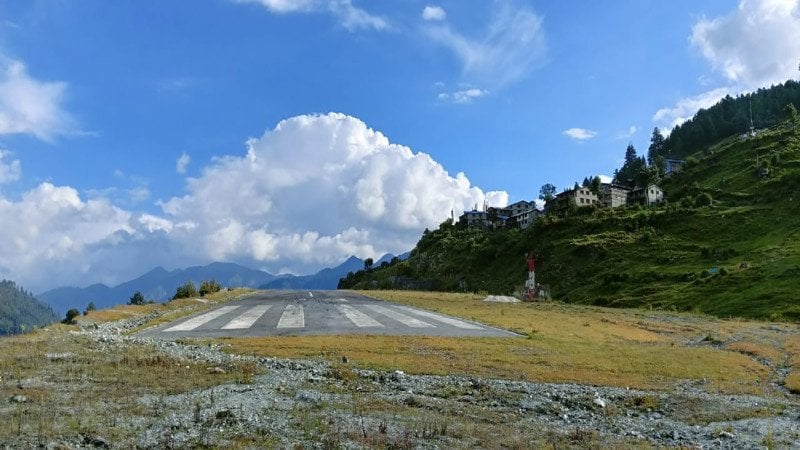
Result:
[0, 149, 21, 184]
[157, 77, 197, 93]
[0, 57, 75, 141]
[615, 125, 637, 140]
[653, 87, 732, 131]
[422, 5, 446, 21]
[563, 128, 597, 141]
[438, 87, 488, 104]
[235, 0, 387, 31]
[176, 152, 191, 174]
[425, 2, 546, 89]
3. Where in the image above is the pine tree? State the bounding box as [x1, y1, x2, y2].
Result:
[647, 128, 665, 164]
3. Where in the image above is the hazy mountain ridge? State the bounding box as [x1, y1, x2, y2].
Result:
[260, 253, 409, 290]
[38, 254, 409, 315]
[38, 262, 276, 315]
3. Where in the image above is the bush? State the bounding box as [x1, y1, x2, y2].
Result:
[199, 279, 222, 297]
[62, 308, 80, 325]
[173, 281, 198, 300]
[129, 291, 145, 305]
[694, 192, 713, 207]
[83, 301, 96, 315]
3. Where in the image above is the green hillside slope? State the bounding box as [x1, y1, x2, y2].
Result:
[341, 120, 800, 321]
[0, 280, 58, 335]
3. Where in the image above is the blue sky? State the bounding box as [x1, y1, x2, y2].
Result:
[0, 0, 798, 291]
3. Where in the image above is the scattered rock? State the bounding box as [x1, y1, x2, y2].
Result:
[10, 394, 27, 403]
[390, 370, 405, 382]
[207, 366, 226, 375]
[82, 434, 110, 448]
[46, 352, 74, 362]
[592, 397, 607, 408]
[483, 295, 521, 303]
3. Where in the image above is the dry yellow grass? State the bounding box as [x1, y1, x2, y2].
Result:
[215, 290, 798, 394]
[726, 341, 783, 365]
[786, 335, 800, 394]
[79, 288, 254, 326]
[0, 325, 256, 442]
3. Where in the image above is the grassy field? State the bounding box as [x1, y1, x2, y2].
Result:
[0, 325, 257, 444]
[219, 291, 799, 395]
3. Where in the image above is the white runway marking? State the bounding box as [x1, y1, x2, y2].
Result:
[164, 306, 240, 331]
[338, 305, 384, 327]
[365, 305, 434, 328]
[394, 306, 483, 329]
[277, 304, 304, 328]
[221, 305, 271, 330]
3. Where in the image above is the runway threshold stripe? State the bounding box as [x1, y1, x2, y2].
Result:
[221, 305, 271, 330]
[277, 304, 304, 328]
[338, 305, 383, 327]
[394, 306, 483, 329]
[364, 305, 434, 328]
[164, 306, 240, 331]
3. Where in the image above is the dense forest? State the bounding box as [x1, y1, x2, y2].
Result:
[0, 280, 58, 335]
[657, 80, 800, 160]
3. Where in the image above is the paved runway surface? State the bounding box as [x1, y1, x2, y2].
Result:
[139, 290, 517, 338]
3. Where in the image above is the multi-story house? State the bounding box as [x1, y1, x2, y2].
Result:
[627, 184, 663, 205]
[458, 210, 489, 228]
[547, 187, 600, 213]
[598, 183, 631, 208]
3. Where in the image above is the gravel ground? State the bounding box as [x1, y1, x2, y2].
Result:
[16, 313, 800, 449]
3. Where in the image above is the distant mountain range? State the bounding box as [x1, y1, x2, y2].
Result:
[38, 253, 408, 315]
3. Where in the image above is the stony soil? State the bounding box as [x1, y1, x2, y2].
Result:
[7, 313, 800, 449]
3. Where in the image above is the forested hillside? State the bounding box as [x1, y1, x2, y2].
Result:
[0, 280, 58, 335]
[341, 112, 800, 321]
[658, 80, 800, 160]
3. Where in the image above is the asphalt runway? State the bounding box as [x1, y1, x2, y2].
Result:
[139, 290, 518, 338]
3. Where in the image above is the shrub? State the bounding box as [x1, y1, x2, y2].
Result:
[83, 301, 96, 315]
[62, 308, 80, 325]
[694, 192, 713, 207]
[199, 279, 222, 297]
[173, 281, 199, 300]
[129, 291, 145, 305]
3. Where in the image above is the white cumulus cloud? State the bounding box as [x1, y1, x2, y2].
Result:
[0, 113, 505, 291]
[425, 2, 546, 89]
[655, 0, 800, 131]
[0, 183, 135, 290]
[176, 152, 191, 174]
[563, 128, 597, 141]
[691, 0, 800, 88]
[236, 0, 387, 30]
[0, 58, 74, 141]
[160, 113, 505, 269]
[0, 149, 21, 184]
[422, 5, 446, 21]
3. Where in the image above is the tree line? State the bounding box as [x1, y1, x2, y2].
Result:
[0, 280, 58, 335]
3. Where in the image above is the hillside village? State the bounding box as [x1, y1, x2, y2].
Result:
[458, 158, 684, 231]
